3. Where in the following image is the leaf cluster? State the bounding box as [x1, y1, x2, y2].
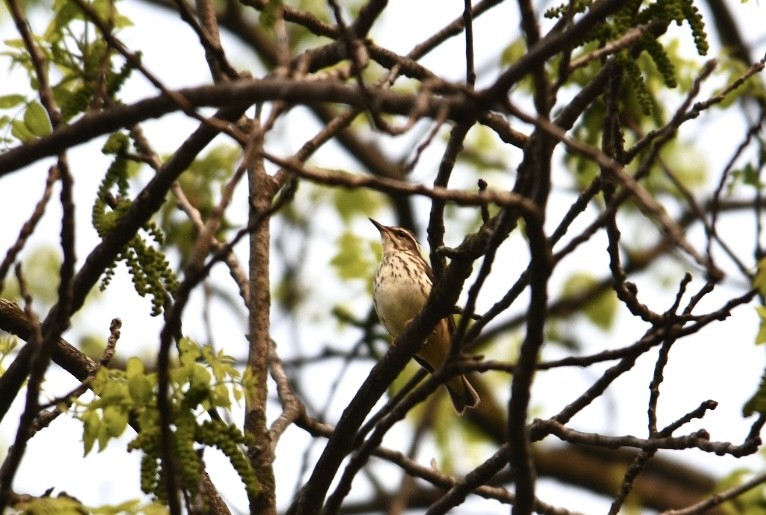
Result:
[92, 133, 179, 316]
[0, 0, 135, 145]
[547, 0, 709, 114]
[76, 338, 258, 505]
[157, 145, 241, 267]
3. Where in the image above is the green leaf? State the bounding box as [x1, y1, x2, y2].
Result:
[97, 423, 110, 452]
[0, 94, 26, 108]
[500, 38, 526, 67]
[205, 347, 239, 382]
[332, 187, 383, 222]
[141, 503, 171, 515]
[755, 306, 766, 345]
[741, 163, 762, 188]
[0, 336, 18, 356]
[178, 337, 202, 365]
[102, 405, 129, 439]
[561, 273, 617, 330]
[755, 260, 766, 297]
[189, 363, 212, 390]
[3, 38, 26, 49]
[46, 0, 84, 42]
[331, 231, 376, 280]
[126, 356, 145, 378]
[99, 379, 129, 404]
[24, 101, 52, 137]
[89, 500, 142, 514]
[743, 367, 766, 416]
[16, 496, 86, 514]
[242, 367, 259, 405]
[81, 410, 100, 455]
[128, 374, 154, 405]
[212, 383, 232, 408]
[11, 119, 35, 142]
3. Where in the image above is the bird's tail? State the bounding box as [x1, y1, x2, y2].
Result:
[446, 374, 480, 415]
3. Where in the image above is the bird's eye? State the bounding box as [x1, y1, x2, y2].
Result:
[396, 230, 414, 242]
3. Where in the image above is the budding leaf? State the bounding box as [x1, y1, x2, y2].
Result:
[24, 101, 52, 137]
[0, 94, 26, 108]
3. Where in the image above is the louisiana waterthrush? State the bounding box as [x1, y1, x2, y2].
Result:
[370, 218, 480, 414]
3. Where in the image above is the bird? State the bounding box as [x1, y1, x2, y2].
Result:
[370, 218, 480, 414]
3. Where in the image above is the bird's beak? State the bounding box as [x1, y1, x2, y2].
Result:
[369, 218, 385, 232]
